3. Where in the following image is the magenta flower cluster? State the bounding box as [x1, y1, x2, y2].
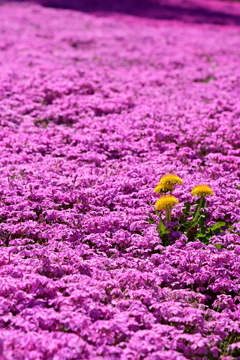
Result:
[0, 1, 240, 359]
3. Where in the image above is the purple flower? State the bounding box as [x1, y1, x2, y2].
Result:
[0, 0, 240, 358]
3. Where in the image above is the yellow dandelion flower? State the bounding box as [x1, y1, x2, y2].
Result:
[154, 183, 174, 194]
[155, 195, 179, 211]
[191, 184, 214, 197]
[160, 173, 183, 186]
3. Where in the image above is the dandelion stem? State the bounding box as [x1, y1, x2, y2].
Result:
[168, 208, 171, 222]
[165, 208, 171, 222]
[192, 196, 204, 223]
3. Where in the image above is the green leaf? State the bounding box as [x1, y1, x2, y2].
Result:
[196, 233, 209, 244]
[146, 218, 155, 224]
[209, 221, 226, 231]
[157, 222, 165, 232]
[197, 234, 206, 238]
[183, 202, 191, 212]
[213, 244, 222, 249]
[157, 222, 169, 235]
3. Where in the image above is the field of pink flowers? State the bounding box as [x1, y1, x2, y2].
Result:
[0, 0, 240, 359]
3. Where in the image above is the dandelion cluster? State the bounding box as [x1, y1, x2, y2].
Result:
[154, 174, 214, 225]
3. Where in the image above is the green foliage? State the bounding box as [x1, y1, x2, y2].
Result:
[157, 221, 170, 246]
[194, 76, 216, 83]
[154, 199, 237, 247]
[219, 332, 240, 358]
[196, 219, 226, 244]
[146, 216, 156, 224]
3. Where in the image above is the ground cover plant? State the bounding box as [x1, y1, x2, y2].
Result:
[0, 0, 240, 359]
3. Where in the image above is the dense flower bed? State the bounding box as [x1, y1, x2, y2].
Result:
[0, 1, 240, 359]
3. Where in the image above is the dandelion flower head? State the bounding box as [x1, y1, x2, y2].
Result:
[154, 183, 174, 194]
[160, 173, 183, 186]
[191, 184, 214, 197]
[155, 195, 179, 211]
